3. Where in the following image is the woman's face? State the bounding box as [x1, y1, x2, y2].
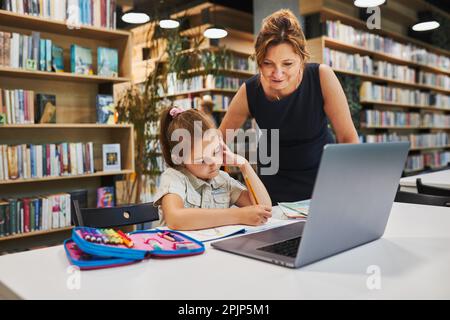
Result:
[260, 43, 302, 91]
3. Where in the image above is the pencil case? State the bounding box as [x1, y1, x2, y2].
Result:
[65, 227, 205, 270]
[64, 239, 139, 270]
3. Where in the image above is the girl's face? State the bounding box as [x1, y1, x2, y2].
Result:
[260, 42, 302, 92]
[184, 134, 223, 180]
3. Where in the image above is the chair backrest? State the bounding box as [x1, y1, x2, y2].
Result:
[395, 191, 450, 207]
[73, 200, 160, 228]
[416, 178, 450, 197]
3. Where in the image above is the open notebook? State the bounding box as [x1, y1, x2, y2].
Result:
[157, 218, 299, 242]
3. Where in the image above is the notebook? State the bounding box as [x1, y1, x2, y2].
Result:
[157, 218, 298, 242]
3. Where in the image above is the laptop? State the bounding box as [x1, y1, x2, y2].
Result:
[212, 142, 410, 268]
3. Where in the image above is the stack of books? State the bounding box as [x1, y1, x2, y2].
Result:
[362, 110, 421, 127]
[0, 142, 94, 181]
[360, 81, 450, 109]
[0, 88, 35, 124]
[0, 31, 55, 71]
[325, 20, 449, 70]
[364, 132, 449, 149]
[1, 0, 117, 29]
[418, 71, 450, 90]
[0, 193, 72, 237]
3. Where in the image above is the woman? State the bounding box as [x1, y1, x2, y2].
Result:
[219, 9, 359, 204]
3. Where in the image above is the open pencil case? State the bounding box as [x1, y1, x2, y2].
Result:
[64, 227, 205, 270]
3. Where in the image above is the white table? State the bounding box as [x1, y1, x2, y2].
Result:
[400, 169, 450, 192]
[1, 203, 450, 300]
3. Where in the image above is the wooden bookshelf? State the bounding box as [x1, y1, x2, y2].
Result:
[360, 100, 450, 112]
[302, 5, 450, 174]
[0, 66, 130, 83]
[0, 9, 130, 41]
[0, 9, 134, 251]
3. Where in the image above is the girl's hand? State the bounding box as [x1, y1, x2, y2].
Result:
[221, 140, 247, 167]
[238, 205, 272, 226]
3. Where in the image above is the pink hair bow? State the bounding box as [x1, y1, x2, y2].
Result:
[169, 107, 184, 118]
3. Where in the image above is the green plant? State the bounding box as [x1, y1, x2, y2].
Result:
[336, 73, 362, 130]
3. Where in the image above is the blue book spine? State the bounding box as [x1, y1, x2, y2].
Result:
[34, 199, 40, 231]
[30, 145, 35, 178]
[46, 39, 52, 72]
[17, 144, 23, 179]
[71, 45, 75, 73]
[19, 89, 24, 123]
[39, 39, 46, 71]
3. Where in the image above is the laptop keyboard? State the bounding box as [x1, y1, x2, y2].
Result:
[257, 237, 301, 258]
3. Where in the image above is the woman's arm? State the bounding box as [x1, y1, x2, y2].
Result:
[219, 84, 250, 143]
[161, 194, 272, 230]
[319, 64, 360, 144]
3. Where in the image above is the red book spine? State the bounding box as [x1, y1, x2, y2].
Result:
[100, 0, 106, 28]
[46, 144, 50, 176]
[23, 198, 30, 233]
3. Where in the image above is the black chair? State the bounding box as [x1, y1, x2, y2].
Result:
[72, 200, 160, 228]
[395, 191, 450, 207]
[416, 178, 450, 197]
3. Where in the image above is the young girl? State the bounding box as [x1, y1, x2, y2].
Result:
[153, 106, 272, 230]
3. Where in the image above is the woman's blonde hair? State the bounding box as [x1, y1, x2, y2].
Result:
[255, 9, 310, 67]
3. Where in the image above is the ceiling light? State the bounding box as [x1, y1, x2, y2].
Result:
[121, 12, 150, 24]
[412, 21, 440, 31]
[159, 19, 180, 29]
[354, 0, 386, 7]
[203, 27, 227, 39]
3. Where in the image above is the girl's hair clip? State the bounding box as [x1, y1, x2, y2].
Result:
[169, 107, 184, 118]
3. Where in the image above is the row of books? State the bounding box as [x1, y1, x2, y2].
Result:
[172, 94, 232, 112]
[223, 54, 257, 73]
[360, 82, 450, 109]
[363, 110, 450, 128]
[0, 193, 71, 237]
[418, 71, 450, 90]
[0, 88, 35, 124]
[363, 132, 449, 149]
[166, 74, 244, 95]
[0, 31, 118, 76]
[0, 31, 62, 72]
[362, 110, 420, 127]
[324, 48, 416, 83]
[325, 20, 449, 70]
[1, 0, 117, 29]
[205, 75, 244, 91]
[406, 151, 450, 172]
[1, 89, 114, 124]
[0, 142, 94, 181]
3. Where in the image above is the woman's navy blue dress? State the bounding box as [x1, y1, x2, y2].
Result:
[245, 63, 335, 204]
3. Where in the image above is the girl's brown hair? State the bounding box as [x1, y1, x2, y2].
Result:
[159, 107, 215, 168]
[255, 9, 310, 67]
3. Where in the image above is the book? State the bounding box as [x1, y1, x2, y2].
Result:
[278, 200, 310, 219]
[36, 94, 56, 123]
[97, 186, 115, 208]
[0, 200, 9, 237]
[71, 44, 93, 75]
[157, 219, 297, 242]
[97, 47, 118, 77]
[102, 143, 121, 171]
[96, 94, 115, 124]
[51, 43, 64, 72]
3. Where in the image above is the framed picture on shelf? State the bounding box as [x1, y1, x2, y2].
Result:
[102, 144, 121, 172]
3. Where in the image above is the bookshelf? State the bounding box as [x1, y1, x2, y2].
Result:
[0, 7, 134, 252]
[302, 5, 450, 175]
